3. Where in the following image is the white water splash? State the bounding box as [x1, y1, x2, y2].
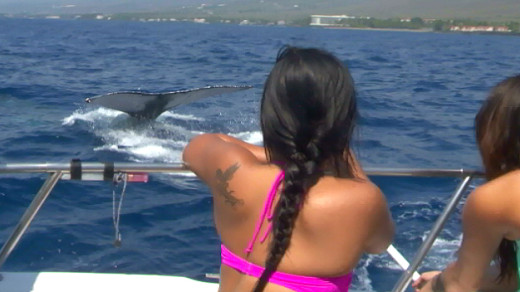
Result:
[232, 131, 263, 145]
[158, 111, 205, 121]
[91, 127, 189, 162]
[63, 108, 264, 164]
[353, 255, 375, 292]
[62, 108, 124, 125]
[417, 233, 461, 269]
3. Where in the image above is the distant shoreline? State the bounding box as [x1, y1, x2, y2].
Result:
[322, 26, 520, 37]
[322, 26, 433, 33]
[1, 16, 519, 37]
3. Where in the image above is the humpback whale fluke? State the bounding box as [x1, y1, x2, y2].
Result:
[85, 85, 253, 120]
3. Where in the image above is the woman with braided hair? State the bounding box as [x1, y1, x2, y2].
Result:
[183, 46, 394, 292]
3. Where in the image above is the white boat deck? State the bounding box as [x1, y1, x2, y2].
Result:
[0, 272, 219, 292]
[0, 272, 367, 292]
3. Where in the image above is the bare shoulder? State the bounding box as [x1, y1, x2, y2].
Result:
[469, 170, 520, 212]
[464, 170, 520, 233]
[183, 133, 263, 184]
[306, 177, 387, 221]
[304, 177, 393, 253]
[330, 178, 385, 210]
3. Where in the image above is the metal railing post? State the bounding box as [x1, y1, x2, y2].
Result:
[391, 175, 473, 292]
[0, 171, 62, 272]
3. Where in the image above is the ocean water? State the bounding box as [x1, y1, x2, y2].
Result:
[1, 18, 520, 291]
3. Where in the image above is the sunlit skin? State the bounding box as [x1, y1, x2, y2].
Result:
[183, 133, 394, 292]
[413, 171, 520, 292]
[413, 75, 520, 292]
[182, 47, 395, 292]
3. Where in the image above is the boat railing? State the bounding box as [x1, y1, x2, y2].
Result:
[0, 161, 484, 291]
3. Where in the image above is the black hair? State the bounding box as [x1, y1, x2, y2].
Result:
[254, 46, 358, 291]
[474, 74, 520, 281]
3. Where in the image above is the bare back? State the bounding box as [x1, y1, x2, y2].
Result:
[183, 134, 393, 292]
[183, 133, 393, 291]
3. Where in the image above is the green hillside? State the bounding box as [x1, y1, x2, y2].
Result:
[3, 0, 519, 23]
[136, 0, 520, 22]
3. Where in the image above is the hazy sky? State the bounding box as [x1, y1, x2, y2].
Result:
[0, 0, 207, 8]
[0, 0, 206, 4]
[0, 0, 208, 13]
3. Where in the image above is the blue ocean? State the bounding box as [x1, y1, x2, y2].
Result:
[1, 18, 520, 291]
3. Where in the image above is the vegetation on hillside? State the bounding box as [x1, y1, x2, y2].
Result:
[1, 0, 518, 34]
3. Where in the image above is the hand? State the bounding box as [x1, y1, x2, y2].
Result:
[412, 271, 441, 291]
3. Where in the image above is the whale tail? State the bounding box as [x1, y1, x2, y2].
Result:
[85, 85, 252, 120]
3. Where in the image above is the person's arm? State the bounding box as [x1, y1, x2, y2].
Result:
[414, 267, 517, 292]
[363, 186, 395, 254]
[182, 133, 265, 183]
[415, 187, 511, 292]
[478, 263, 518, 292]
[211, 133, 267, 162]
[412, 271, 442, 291]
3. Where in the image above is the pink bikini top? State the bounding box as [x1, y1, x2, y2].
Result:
[220, 170, 353, 292]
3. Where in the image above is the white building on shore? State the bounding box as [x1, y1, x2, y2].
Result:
[310, 15, 355, 26]
[450, 25, 511, 32]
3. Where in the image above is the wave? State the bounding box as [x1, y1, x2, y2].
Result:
[231, 131, 263, 145]
[158, 112, 205, 121]
[62, 108, 125, 126]
[62, 108, 264, 163]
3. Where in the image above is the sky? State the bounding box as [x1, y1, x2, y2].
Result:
[0, 0, 195, 14]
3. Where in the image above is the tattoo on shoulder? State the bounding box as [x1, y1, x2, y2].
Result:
[215, 163, 244, 208]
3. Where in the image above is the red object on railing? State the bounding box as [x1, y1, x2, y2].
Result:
[127, 173, 149, 183]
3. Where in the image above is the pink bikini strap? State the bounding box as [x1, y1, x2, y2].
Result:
[244, 170, 285, 254]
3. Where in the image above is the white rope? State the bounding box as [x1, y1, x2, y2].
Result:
[112, 172, 128, 247]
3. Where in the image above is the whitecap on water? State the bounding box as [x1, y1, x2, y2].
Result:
[158, 111, 205, 121]
[64, 108, 264, 164]
[417, 233, 461, 269]
[62, 108, 125, 126]
[63, 108, 196, 162]
[92, 126, 190, 162]
[232, 131, 263, 145]
[352, 255, 375, 291]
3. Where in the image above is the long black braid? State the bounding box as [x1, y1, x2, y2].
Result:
[254, 46, 357, 291]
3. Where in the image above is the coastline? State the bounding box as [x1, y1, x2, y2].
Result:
[1, 16, 518, 37]
[322, 26, 433, 33]
[321, 26, 520, 36]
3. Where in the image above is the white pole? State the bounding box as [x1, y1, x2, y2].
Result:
[387, 245, 420, 281]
